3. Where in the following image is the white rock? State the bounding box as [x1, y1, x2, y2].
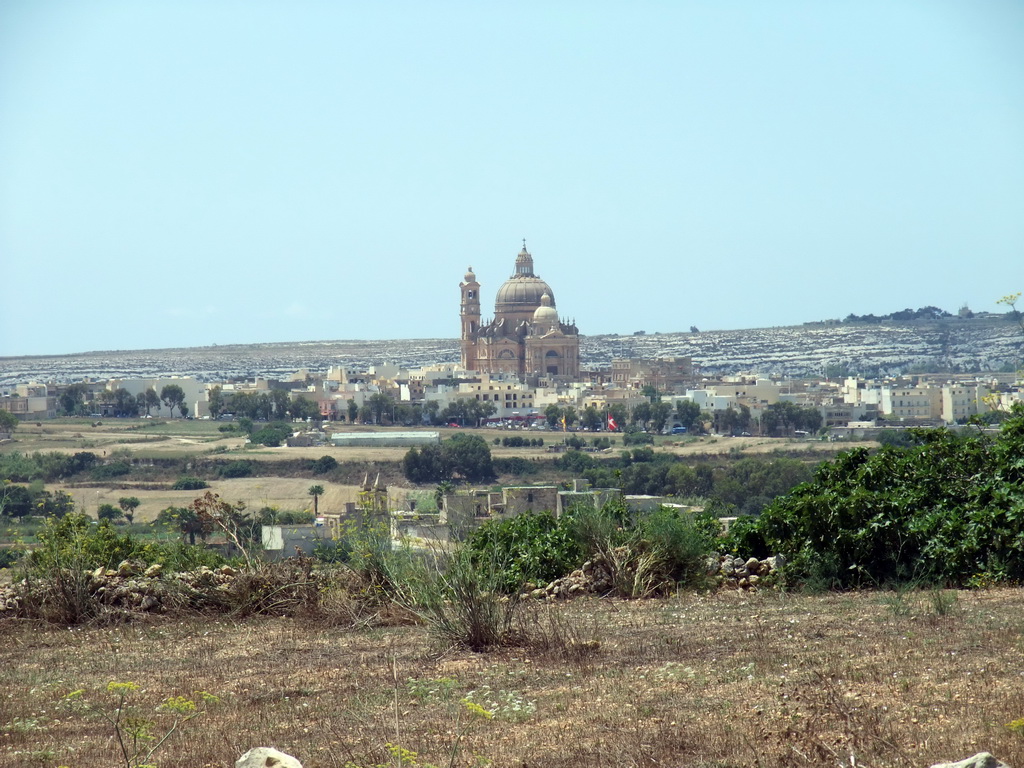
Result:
[929, 753, 1011, 768]
[236, 747, 304, 768]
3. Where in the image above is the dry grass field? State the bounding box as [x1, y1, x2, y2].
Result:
[3, 587, 1024, 768]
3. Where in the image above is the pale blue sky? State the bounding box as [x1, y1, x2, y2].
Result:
[1, 1, 1022, 356]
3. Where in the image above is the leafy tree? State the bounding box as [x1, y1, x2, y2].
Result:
[117, 496, 141, 524]
[308, 485, 325, 516]
[97, 503, 123, 521]
[158, 506, 213, 546]
[112, 388, 139, 417]
[368, 393, 395, 424]
[206, 386, 224, 419]
[0, 483, 33, 519]
[347, 399, 359, 423]
[465, 511, 584, 592]
[581, 406, 602, 432]
[650, 401, 673, 433]
[249, 423, 292, 447]
[160, 384, 187, 418]
[631, 402, 651, 429]
[423, 399, 441, 425]
[0, 410, 18, 433]
[219, 460, 255, 478]
[544, 404, 562, 429]
[36, 489, 76, 518]
[402, 434, 495, 484]
[270, 389, 290, 421]
[562, 406, 578, 429]
[622, 430, 654, 446]
[311, 455, 337, 474]
[675, 400, 702, 433]
[289, 395, 320, 422]
[59, 383, 90, 416]
[446, 433, 495, 482]
[403, 444, 452, 484]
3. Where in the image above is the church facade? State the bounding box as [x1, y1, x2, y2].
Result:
[460, 244, 580, 379]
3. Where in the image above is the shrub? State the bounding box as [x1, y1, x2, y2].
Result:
[219, 460, 255, 479]
[90, 461, 131, 480]
[741, 406, 1024, 587]
[0, 548, 23, 569]
[250, 423, 292, 447]
[622, 431, 654, 446]
[171, 476, 209, 490]
[466, 512, 583, 593]
[312, 455, 338, 474]
[493, 457, 537, 477]
[97, 504, 123, 521]
[555, 450, 595, 473]
[565, 435, 585, 450]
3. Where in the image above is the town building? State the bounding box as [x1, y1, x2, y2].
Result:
[460, 243, 580, 379]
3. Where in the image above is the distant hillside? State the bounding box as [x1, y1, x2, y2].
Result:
[1, 315, 1020, 386]
[584, 314, 1021, 378]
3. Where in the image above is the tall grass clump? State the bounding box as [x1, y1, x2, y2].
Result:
[404, 545, 522, 651]
[565, 501, 719, 597]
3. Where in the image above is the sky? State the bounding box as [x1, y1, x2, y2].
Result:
[1, 1, 1023, 357]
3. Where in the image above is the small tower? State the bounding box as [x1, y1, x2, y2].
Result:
[460, 266, 481, 371]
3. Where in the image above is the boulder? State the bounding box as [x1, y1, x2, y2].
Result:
[236, 747, 304, 768]
[929, 753, 1012, 768]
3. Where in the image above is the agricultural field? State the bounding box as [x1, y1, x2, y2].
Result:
[0, 418, 873, 523]
[2, 588, 1023, 767]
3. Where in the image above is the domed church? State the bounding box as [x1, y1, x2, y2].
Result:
[460, 242, 580, 378]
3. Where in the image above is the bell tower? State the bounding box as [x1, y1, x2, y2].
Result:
[460, 266, 480, 370]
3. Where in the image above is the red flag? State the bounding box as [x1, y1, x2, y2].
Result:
[607, 414, 618, 431]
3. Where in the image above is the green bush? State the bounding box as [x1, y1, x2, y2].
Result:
[466, 512, 583, 592]
[493, 457, 537, 477]
[0, 548, 24, 569]
[622, 431, 654, 446]
[171, 476, 209, 490]
[311, 455, 338, 474]
[90, 461, 131, 480]
[738, 406, 1024, 587]
[219, 461, 255, 479]
[250, 423, 292, 447]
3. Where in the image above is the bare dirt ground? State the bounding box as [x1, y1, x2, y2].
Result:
[2, 588, 1023, 768]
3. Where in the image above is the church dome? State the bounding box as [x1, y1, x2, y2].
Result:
[494, 242, 555, 316]
[464, 266, 476, 283]
[532, 293, 558, 325]
[495, 276, 556, 314]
